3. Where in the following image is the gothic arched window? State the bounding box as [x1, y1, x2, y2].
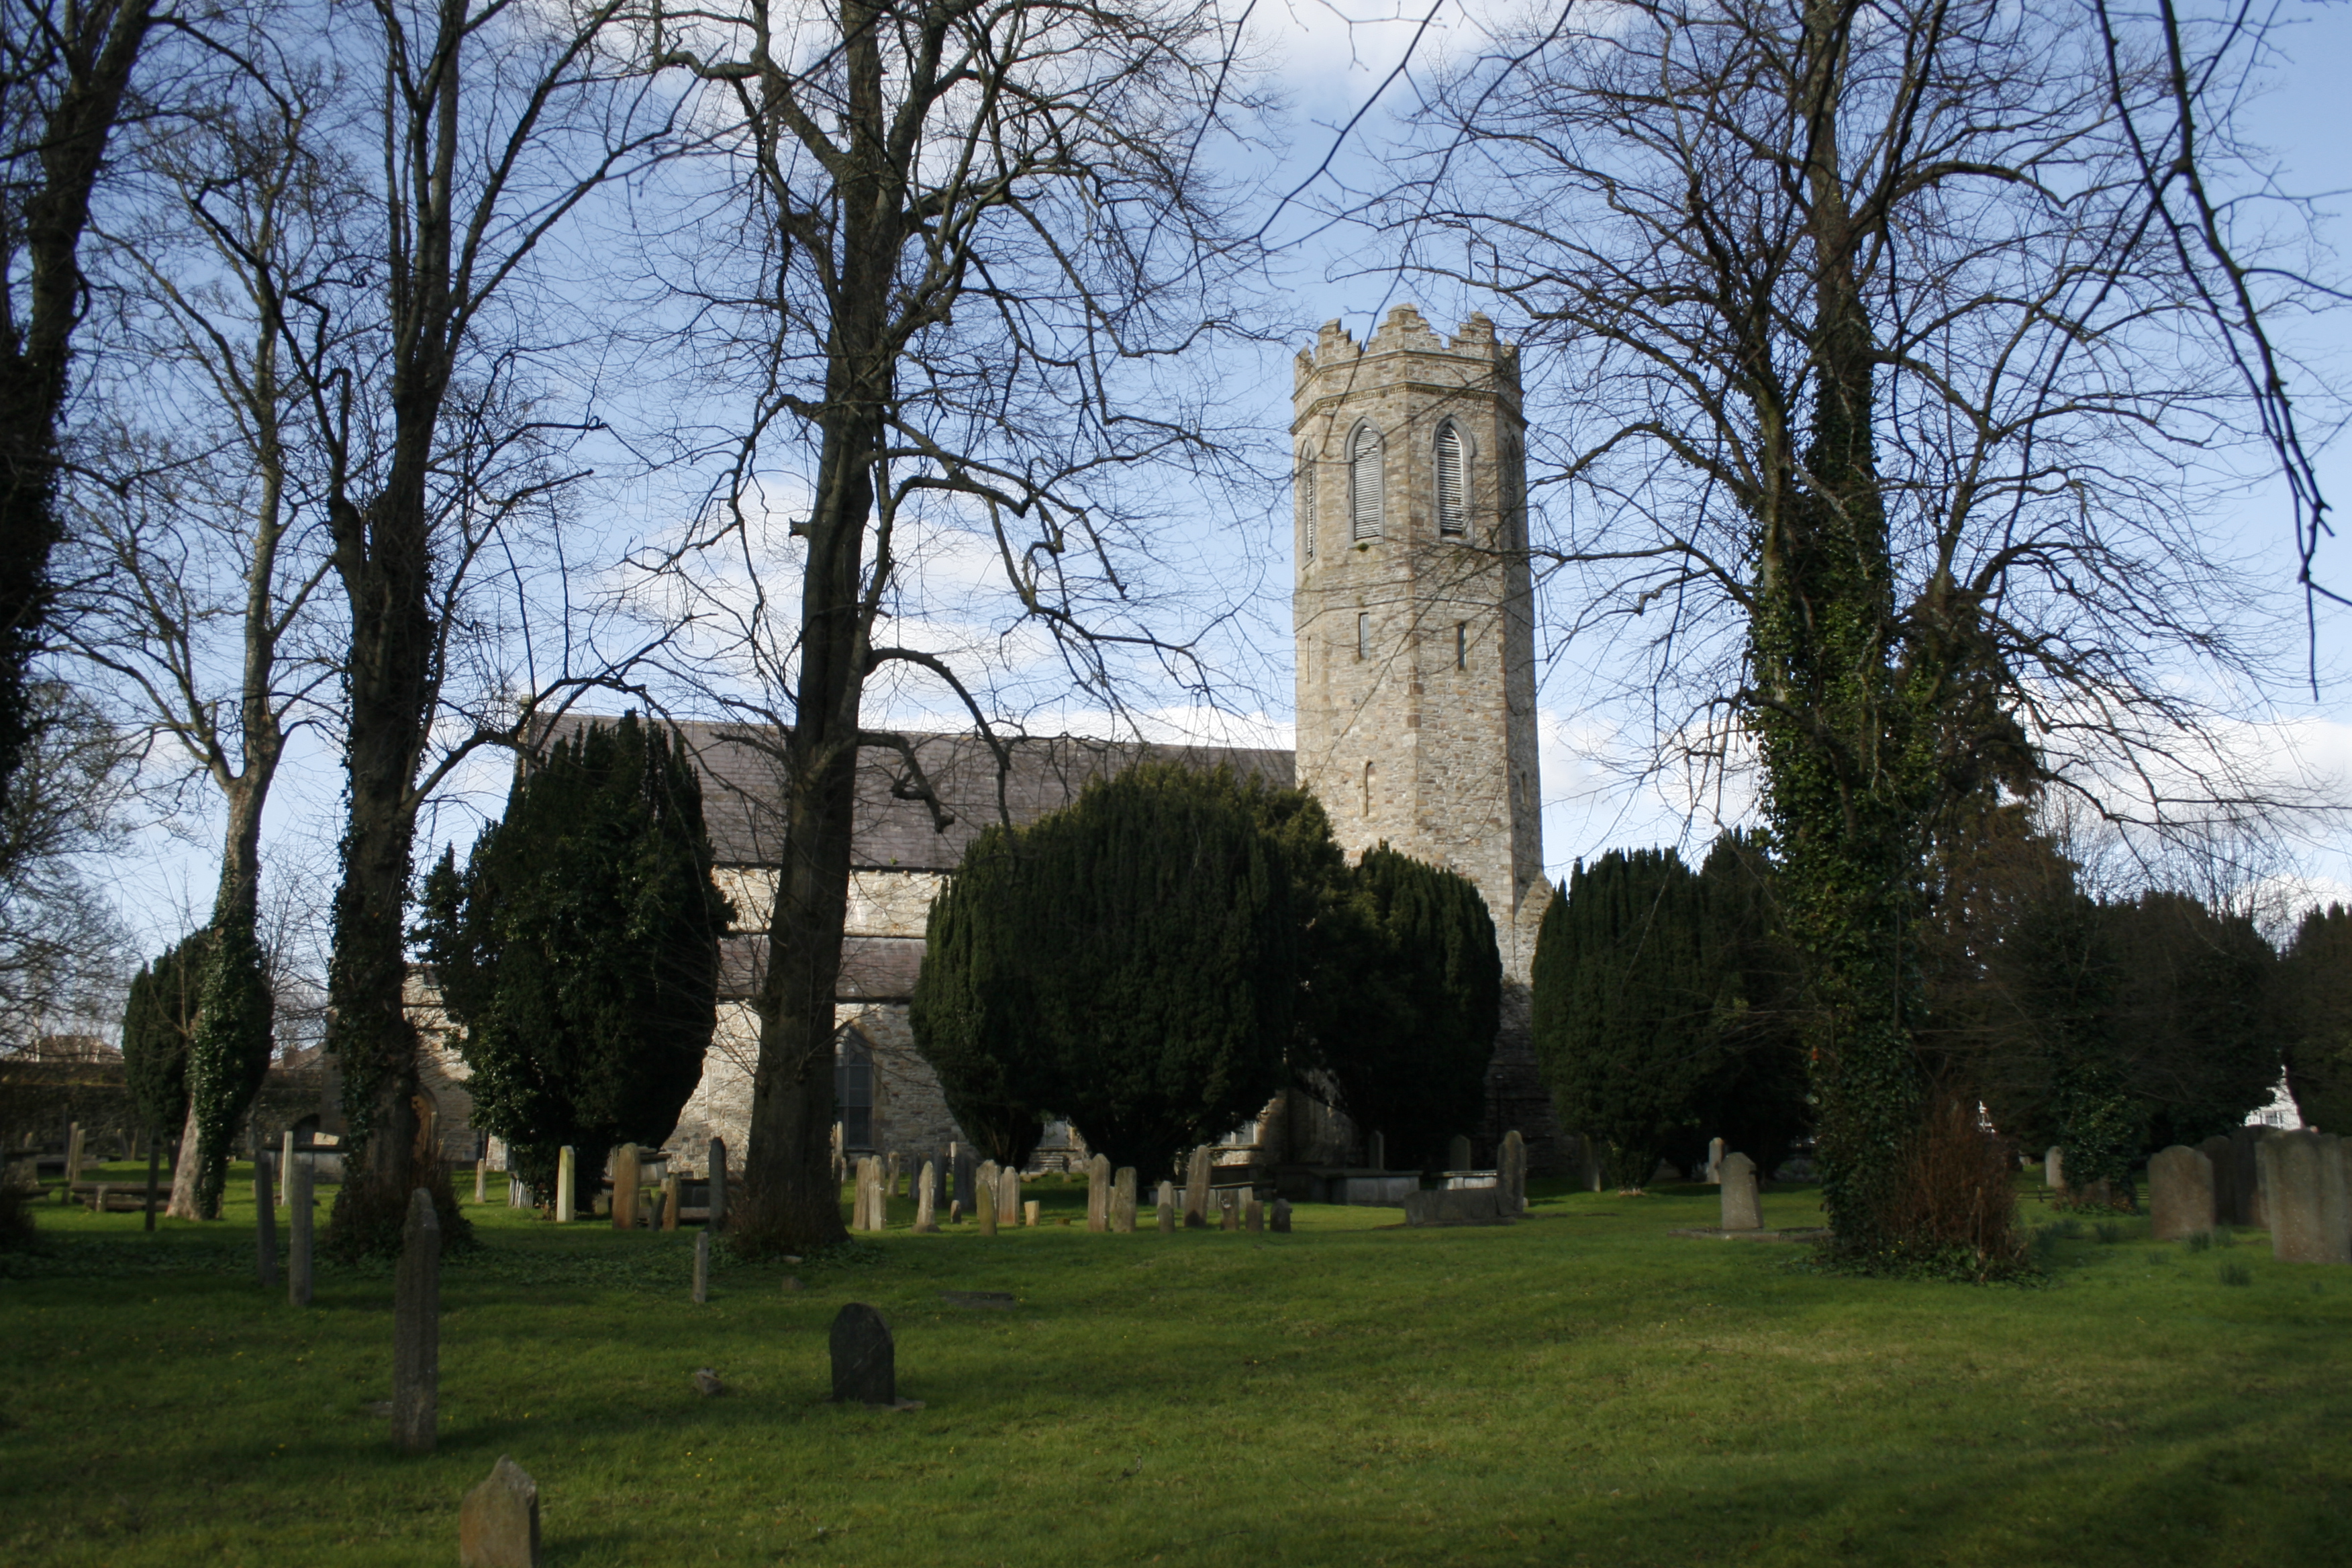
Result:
[834, 1026, 875, 1150]
[1298, 448, 1317, 560]
[1435, 422, 1468, 536]
[1349, 424, 1383, 540]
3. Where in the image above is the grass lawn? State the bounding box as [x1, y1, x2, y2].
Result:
[3, 1165, 2349, 1567]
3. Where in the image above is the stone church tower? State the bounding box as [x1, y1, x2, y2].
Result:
[1291, 305, 1547, 977]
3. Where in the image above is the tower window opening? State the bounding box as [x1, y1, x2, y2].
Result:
[1356, 611, 1369, 661]
[1298, 450, 1316, 560]
[1456, 621, 1467, 669]
[1349, 424, 1383, 540]
[1362, 761, 1375, 818]
[1436, 423, 1467, 536]
[834, 1027, 875, 1151]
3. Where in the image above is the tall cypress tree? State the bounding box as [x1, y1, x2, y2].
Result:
[417, 716, 732, 1212]
[121, 932, 207, 1148]
[2280, 905, 2352, 1133]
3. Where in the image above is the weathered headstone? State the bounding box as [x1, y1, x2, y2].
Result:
[2200, 1134, 2233, 1229]
[953, 1144, 977, 1213]
[708, 1136, 729, 1230]
[458, 1455, 540, 1568]
[254, 1151, 277, 1288]
[661, 1173, 681, 1231]
[287, 1153, 314, 1307]
[1500, 1130, 1528, 1216]
[2257, 1131, 2351, 1265]
[853, 1155, 879, 1231]
[998, 1163, 1022, 1227]
[693, 1228, 710, 1304]
[1271, 1197, 1292, 1233]
[887, 1152, 901, 1198]
[2231, 1126, 2271, 1228]
[1023, 1198, 1040, 1227]
[1111, 1167, 1137, 1233]
[1447, 1134, 1473, 1171]
[1156, 1180, 1176, 1232]
[2045, 1144, 2065, 1197]
[829, 1303, 896, 1405]
[393, 1188, 440, 1455]
[976, 1175, 998, 1236]
[281, 1129, 296, 1206]
[925, 1149, 947, 1216]
[1184, 1147, 1212, 1228]
[611, 1144, 641, 1231]
[2149, 1144, 2218, 1241]
[1718, 1152, 1763, 1231]
[1219, 1192, 1238, 1231]
[1087, 1153, 1113, 1233]
[914, 1161, 940, 1232]
[555, 1146, 576, 1224]
[1706, 1136, 1726, 1184]
[1245, 1197, 1263, 1234]
[475, 1157, 488, 1205]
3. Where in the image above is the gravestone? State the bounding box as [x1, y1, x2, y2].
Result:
[2149, 1145, 2217, 1241]
[1706, 1136, 1725, 1184]
[393, 1188, 440, 1455]
[977, 1159, 999, 1212]
[613, 1144, 643, 1231]
[1404, 1187, 1508, 1226]
[1271, 1198, 1292, 1233]
[1112, 1167, 1137, 1233]
[254, 1151, 278, 1288]
[1219, 1193, 1238, 1231]
[1367, 1132, 1385, 1172]
[948, 1200, 963, 1224]
[555, 1146, 576, 1224]
[1447, 1134, 1473, 1171]
[709, 1137, 729, 1230]
[1500, 1130, 1528, 1216]
[852, 1156, 875, 1231]
[661, 1174, 681, 1231]
[1184, 1147, 1212, 1228]
[1157, 1180, 1176, 1233]
[2231, 1127, 2271, 1228]
[998, 1165, 1022, 1227]
[1087, 1153, 1113, 1233]
[1023, 1199, 1040, 1227]
[1718, 1152, 1763, 1231]
[287, 1153, 314, 1307]
[887, 1152, 901, 1197]
[830, 1304, 897, 1405]
[2199, 1134, 2233, 1229]
[914, 1161, 940, 1232]
[458, 1455, 540, 1568]
[281, 1130, 296, 1206]
[976, 1176, 998, 1236]
[475, 1157, 488, 1205]
[925, 1150, 946, 1216]
[1577, 1133, 1604, 1193]
[2257, 1131, 2351, 1265]
[1245, 1198, 1263, 1234]
[693, 1229, 710, 1304]
[2045, 1145, 2065, 1197]
[954, 1145, 977, 1213]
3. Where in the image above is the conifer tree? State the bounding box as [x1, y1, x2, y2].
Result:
[121, 932, 207, 1151]
[2280, 905, 2352, 1133]
[417, 716, 731, 1213]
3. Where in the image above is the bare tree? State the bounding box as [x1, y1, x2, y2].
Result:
[0, 679, 136, 1048]
[1393, 0, 2337, 1252]
[637, 0, 1269, 1248]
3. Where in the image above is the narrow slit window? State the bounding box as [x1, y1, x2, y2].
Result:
[1436, 424, 1467, 536]
[1298, 451, 1316, 560]
[1356, 611, 1369, 661]
[1349, 425, 1383, 540]
[1362, 761, 1375, 818]
[1456, 621, 1467, 669]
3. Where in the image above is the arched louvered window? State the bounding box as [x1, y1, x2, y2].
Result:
[1297, 450, 1317, 560]
[1349, 424, 1383, 540]
[834, 1026, 875, 1151]
[1436, 423, 1468, 536]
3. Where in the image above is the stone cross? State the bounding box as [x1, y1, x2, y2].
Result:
[1183, 1147, 1212, 1228]
[2230, 1127, 2271, 1229]
[976, 1175, 999, 1236]
[1112, 1167, 1137, 1234]
[254, 1152, 278, 1288]
[1087, 1153, 1112, 1232]
[1718, 1152, 1763, 1231]
[287, 1153, 314, 1307]
[2149, 1144, 2218, 1241]
[997, 1164, 1022, 1227]
[914, 1161, 939, 1232]
[555, 1146, 576, 1224]
[2199, 1134, 2234, 1228]
[829, 1303, 897, 1406]
[2256, 1131, 2350, 1265]
[1271, 1197, 1292, 1233]
[693, 1229, 711, 1304]
[708, 1137, 729, 1231]
[458, 1455, 540, 1567]
[2044, 1145, 2065, 1197]
[611, 1144, 642, 1230]
[1447, 1134, 1473, 1171]
[1500, 1130, 1528, 1216]
[1156, 1180, 1176, 1232]
[393, 1188, 440, 1455]
[1244, 1197, 1263, 1234]
[1706, 1136, 1725, 1184]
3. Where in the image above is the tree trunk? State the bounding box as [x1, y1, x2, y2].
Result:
[187, 781, 277, 1218]
[164, 1101, 203, 1220]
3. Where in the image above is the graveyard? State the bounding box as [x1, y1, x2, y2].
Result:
[5, 1164, 2350, 1567]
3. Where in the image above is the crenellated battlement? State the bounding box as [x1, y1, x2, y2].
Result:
[1293, 306, 1518, 392]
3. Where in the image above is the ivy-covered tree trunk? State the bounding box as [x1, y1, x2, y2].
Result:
[185, 781, 276, 1218]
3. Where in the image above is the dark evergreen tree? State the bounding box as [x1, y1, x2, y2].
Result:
[1530, 848, 1721, 1187]
[121, 932, 207, 1144]
[1696, 833, 1812, 1173]
[2104, 893, 2277, 1151]
[912, 763, 1295, 1182]
[416, 716, 732, 1212]
[2280, 904, 2352, 1133]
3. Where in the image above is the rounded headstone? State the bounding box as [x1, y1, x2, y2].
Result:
[829, 1302, 896, 1406]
